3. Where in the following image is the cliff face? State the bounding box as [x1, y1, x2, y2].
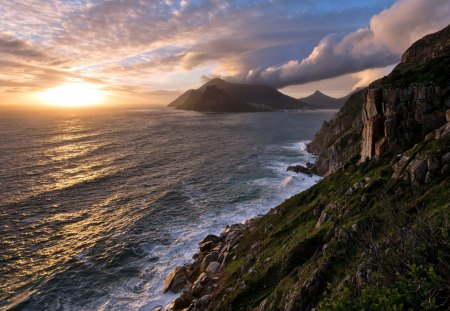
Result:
[310, 24, 450, 175]
[307, 90, 365, 175]
[361, 85, 449, 160]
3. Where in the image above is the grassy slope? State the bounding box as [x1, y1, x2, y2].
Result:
[211, 135, 449, 311]
[207, 27, 450, 310]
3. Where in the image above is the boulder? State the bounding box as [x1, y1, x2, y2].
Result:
[427, 157, 440, 172]
[375, 137, 388, 157]
[287, 165, 314, 176]
[199, 234, 221, 246]
[435, 122, 450, 140]
[201, 251, 219, 272]
[163, 266, 189, 293]
[171, 290, 193, 310]
[441, 164, 450, 175]
[194, 295, 211, 309]
[442, 152, 450, 164]
[186, 259, 200, 282]
[206, 261, 221, 274]
[360, 194, 368, 203]
[315, 211, 328, 229]
[345, 187, 354, 196]
[409, 159, 428, 185]
[199, 241, 216, 253]
[192, 272, 208, 296]
[425, 171, 435, 184]
[335, 228, 348, 243]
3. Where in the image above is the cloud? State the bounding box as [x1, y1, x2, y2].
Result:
[0, 33, 47, 59]
[351, 65, 396, 90]
[240, 0, 450, 88]
[0, 0, 445, 101]
[0, 60, 107, 94]
[0, 32, 66, 66]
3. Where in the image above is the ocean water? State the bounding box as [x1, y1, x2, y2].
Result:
[0, 107, 335, 310]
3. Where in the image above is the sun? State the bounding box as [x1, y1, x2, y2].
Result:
[37, 83, 106, 107]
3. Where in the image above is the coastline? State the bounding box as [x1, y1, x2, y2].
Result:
[158, 219, 257, 310]
[157, 154, 321, 310]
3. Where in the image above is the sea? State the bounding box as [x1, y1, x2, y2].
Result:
[0, 107, 335, 310]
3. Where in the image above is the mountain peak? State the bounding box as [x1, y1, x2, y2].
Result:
[168, 79, 309, 112]
[204, 78, 228, 86]
[300, 90, 347, 109]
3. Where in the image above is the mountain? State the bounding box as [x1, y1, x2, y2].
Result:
[309, 23, 450, 175]
[299, 90, 349, 109]
[164, 24, 450, 311]
[168, 78, 310, 112]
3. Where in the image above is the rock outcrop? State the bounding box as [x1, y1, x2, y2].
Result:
[286, 164, 314, 176]
[307, 89, 365, 175]
[168, 78, 310, 112]
[308, 24, 450, 175]
[165, 222, 251, 310]
[361, 24, 450, 160]
[361, 85, 449, 160]
[391, 121, 450, 188]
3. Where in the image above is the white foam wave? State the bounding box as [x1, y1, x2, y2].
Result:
[88, 140, 321, 310]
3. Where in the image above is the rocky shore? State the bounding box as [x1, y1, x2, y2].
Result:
[286, 163, 315, 176]
[156, 220, 256, 311]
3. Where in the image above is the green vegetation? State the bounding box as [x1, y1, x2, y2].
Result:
[377, 56, 450, 87]
[202, 25, 450, 311]
[212, 136, 450, 310]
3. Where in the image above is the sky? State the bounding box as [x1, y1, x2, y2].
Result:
[0, 0, 449, 106]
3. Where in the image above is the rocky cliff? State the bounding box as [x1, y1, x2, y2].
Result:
[168, 79, 310, 112]
[307, 89, 365, 175]
[361, 85, 449, 160]
[310, 23, 450, 175]
[161, 25, 450, 311]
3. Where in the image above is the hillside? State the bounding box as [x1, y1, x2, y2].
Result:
[162, 24, 450, 311]
[300, 90, 349, 109]
[168, 79, 310, 112]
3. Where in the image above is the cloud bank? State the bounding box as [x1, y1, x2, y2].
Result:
[240, 0, 450, 88]
[0, 0, 448, 102]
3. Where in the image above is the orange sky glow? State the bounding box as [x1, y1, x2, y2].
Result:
[0, 0, 448, 108]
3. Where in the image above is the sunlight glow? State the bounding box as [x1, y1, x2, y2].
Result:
[37, 83, 106, 107]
